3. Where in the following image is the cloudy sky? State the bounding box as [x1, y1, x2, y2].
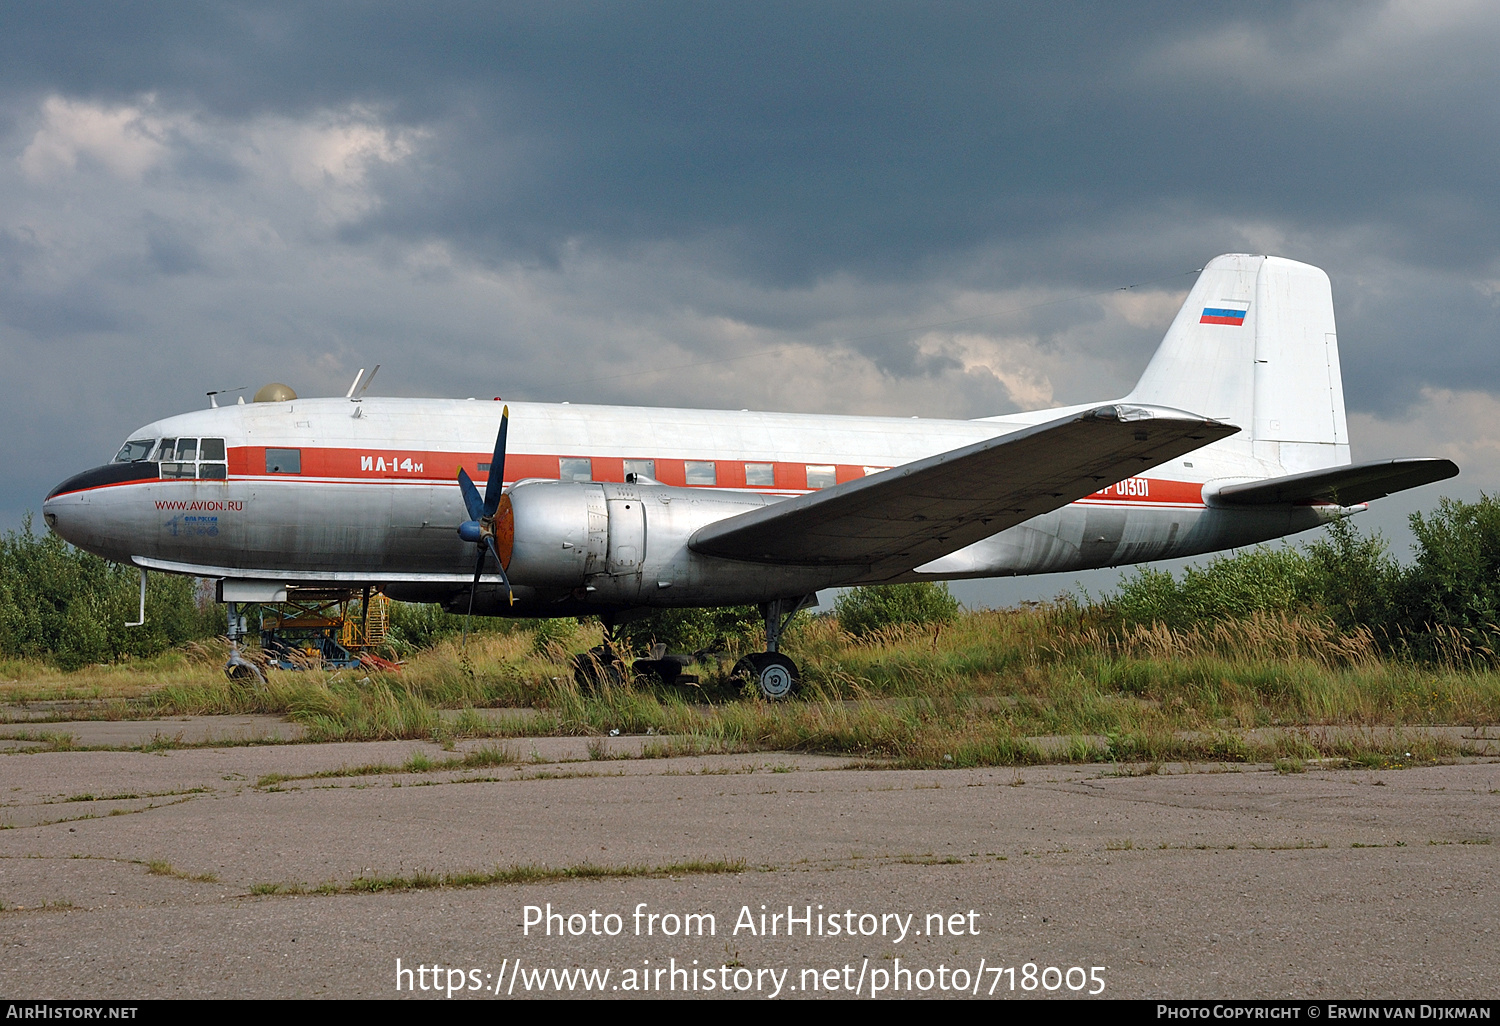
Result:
[4, 2, 1498, 602]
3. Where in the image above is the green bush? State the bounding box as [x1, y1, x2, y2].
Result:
[0, 515, 221, 668]
[1395, 495, 1500, 655]
[1101, 496, 1500, 665]
[614, 606, 763, 655]
[1111, 545, 1316, 630]
[1302, 515, 1399, 632]
[834, 582, 960, 637]
[530, 617, 578, 654]
[383, 599, 520, 652]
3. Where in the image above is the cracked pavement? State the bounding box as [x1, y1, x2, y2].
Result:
[1, 723, 1496, 998]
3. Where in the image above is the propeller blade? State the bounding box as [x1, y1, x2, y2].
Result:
[456, 467, 485, 522]
[462, 547, 485, 647]
[484, 535, 517, 607]
[460, 408, 518, 643]
[482, 406, 509, 518]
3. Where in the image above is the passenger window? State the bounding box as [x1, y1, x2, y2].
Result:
[266, 449, 301, 474]
[806, 465, 836, 489]
[745, 462, 775, 486]
[685, 461, 717, 485]
[199, 438, 226, 461]
[198, 463, 228, 480]
[559, 457, 592, 482]
[624, 459, 656, 481]
[175, 438, 198, 461]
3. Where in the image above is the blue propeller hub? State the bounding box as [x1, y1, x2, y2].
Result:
[457, 520, 483, 544]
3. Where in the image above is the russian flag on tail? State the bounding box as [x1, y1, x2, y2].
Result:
[1200, 306, 1248, 326]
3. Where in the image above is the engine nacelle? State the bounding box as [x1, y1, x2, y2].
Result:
[504, 480, 608, 586]
[503, 480, 842, 605]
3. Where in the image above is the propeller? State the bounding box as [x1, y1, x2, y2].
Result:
[456, 406, 516, 643]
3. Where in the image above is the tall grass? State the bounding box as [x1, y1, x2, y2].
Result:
[90, 600, 1494, 767]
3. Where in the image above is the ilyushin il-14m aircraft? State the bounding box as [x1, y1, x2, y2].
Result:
[43, 254, 1457, 697]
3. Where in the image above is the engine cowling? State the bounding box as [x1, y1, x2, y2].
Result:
[503, 480, 608, 586]
[501, 480, 832, 605]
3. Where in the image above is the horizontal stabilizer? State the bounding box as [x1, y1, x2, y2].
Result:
[689, 404, 1237, 574]
[1212, 458, 1458, 507]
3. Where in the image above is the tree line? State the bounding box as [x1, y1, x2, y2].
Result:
[0, 515, 222, 669]
[1103, 494, 1500, 662]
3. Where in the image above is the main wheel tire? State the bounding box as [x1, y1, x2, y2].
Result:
[733, 652, 800, 700]
[631, 657, 682, 685]
[573, 645, 626, 691]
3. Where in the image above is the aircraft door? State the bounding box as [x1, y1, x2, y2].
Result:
[605, 490, 646, 575]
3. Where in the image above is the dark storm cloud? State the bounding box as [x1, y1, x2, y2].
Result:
[11, 1, 1495, 282]
[11, 1, 1496, 402]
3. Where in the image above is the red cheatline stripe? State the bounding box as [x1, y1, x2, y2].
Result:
[57, 447, 1210, 508]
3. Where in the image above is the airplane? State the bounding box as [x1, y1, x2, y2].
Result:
[41, 254, 1458, 698]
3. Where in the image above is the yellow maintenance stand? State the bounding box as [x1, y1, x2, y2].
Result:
[258, 589, 392, 670]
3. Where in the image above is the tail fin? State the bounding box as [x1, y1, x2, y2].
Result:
[1127, 253, 1349, 473]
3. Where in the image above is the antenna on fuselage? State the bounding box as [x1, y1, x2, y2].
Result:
[207, 386, 247, 409]
[346, 365, 380, 402]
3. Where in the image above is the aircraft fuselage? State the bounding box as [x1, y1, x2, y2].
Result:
[43, 395, 1332, 614]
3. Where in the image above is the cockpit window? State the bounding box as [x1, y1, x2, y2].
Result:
[114, 439, 156, 463]
[150, 437, 229, 480]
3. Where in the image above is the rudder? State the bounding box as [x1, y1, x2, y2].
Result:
[1250, 256, 1349, 473]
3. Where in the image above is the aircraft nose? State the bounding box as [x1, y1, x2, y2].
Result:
[42, 461, 159, 548]
[43, 471, 89, 542]
[42, 482, 76, 543]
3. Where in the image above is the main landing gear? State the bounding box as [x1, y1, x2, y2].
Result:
[573, 613, 628, 690]
[574, 597, 810, 700]
[732, 597, 805, 700]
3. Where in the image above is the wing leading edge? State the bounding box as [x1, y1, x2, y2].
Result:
[689, 404, 1237, 576]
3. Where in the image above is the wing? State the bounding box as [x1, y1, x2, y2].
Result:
[1212, 458, 1458, 507]
[689, 404, 1236, 575]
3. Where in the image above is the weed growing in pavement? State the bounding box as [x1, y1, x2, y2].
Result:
[248, 859, 747, 897]
[145, 859, 218, 883]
